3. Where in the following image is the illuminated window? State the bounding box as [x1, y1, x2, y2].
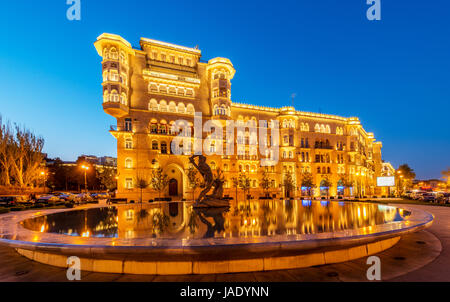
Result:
[126, 209, 134, 220]
[110, 70, 119, 82]
[111, 90, 119, 102]
[125, 178, 133, 189]
[125, 158, 133, 169]
[149, 99, 158, 111]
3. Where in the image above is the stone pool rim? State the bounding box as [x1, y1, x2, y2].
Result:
[0, 202, 434, 274]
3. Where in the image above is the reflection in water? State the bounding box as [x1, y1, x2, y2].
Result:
[21, 200, 408, 240]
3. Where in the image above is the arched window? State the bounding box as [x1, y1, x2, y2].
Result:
[223, 164, 229, 172]
[103, 91, 109, 103]
[110, 90, 119, 102]
[152, 140, 159, 150]
[320, 124, 326, 133]
[125, 158, 133, 169]
[149, 99, 158, 111]
[178, 103, 185, 114]
[169, 101, 176, 113]
[210, 161, 216, 170]
[102, 71, 108, 82]
[159, 100, 167, 112]
[149, 83, 158, 92]
[120, 93, 127, 105]
[325, 125, 331, 134]
[110, 48, 118, 60]
[314, 124, 320, 132]
[186, 104, 194, 115]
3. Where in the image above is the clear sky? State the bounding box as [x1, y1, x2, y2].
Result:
[0, 0, 449, 180]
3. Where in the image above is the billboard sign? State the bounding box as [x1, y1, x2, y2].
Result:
[377, 176, 395, 187]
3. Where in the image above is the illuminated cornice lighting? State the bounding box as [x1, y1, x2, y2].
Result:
[140, 37, 201, 54]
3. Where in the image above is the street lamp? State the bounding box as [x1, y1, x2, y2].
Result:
[40, 171, 47, 193]
[81, 165, 89, 193]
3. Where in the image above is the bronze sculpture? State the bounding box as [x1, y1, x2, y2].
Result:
[189, 155, 229, 208]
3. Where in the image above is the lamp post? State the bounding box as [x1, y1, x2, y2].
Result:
[396, 170, 402, 197]
[81, 165, 89, 193]
[40, 171, 47, 193]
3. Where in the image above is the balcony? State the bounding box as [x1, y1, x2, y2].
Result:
[103, 101, 129, 118]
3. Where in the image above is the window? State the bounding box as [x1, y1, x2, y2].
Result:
[125, 118, 132, 131]
[161, 142, 168, 154]
[110, 70, 119, 82]
[186, 104, 194, 115]
[210, 161, 216, 170]
[125, 158, 133, 169]
[125, 178, 133, 189]
[111, 90, 119, 102]
[178, 57, 184, 64]
[149, 99, 158, 111]
[152, 140, 159, 150]
[126, 209, 134, 221]
[125, 138, 133, 149]
[186, 58, 191, 66]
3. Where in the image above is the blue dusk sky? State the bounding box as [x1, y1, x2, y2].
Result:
[0, 0, 449, 180]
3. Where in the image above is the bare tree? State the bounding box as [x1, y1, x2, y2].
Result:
[0, 117, 44, 188]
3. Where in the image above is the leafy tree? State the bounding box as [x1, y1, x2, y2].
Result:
[238, 173, 251, 202]
[300, 172, 315, 197]
[259, 170, 272, 197]
[283, 171, 296, 198]
[397, 164, 416, 192]
[150, 167, 169, 199]
[340, 175, 354, 198]
[186, 165, 201, 201]
[135, 177, 149, 204]
[97, 166, 117, 191]
[231, 176, 239, 202]
[320, 176, 332, 199]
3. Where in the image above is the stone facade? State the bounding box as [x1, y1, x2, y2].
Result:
[94, 33, 386, 201]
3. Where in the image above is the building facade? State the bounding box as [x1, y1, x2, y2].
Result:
[94, 33, 386, 201]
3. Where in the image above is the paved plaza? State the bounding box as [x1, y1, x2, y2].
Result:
[0, 203, 448, 282]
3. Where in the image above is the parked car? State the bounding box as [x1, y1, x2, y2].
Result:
[90, 192, 109, 199]
[35, 195, 60, 204]
[419, 192, 436, 202]
[0, 195, 28, 206]
[75, 193, 93, 203]
[436, 192, 450, 204]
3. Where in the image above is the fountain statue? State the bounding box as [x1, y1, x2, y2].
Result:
[189, 155, 229, 208]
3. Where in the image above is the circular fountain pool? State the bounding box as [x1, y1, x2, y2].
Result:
[0, 200, 434, 275]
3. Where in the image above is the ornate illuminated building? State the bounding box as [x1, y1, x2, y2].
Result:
[94, 33, 387, 201]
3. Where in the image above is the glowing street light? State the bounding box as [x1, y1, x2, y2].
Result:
[81, 165, 89, 192]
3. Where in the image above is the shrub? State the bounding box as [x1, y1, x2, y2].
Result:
[65, 202, 74, 208]
[10, 206, 26, 212]
[0, 208, 10, 214]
